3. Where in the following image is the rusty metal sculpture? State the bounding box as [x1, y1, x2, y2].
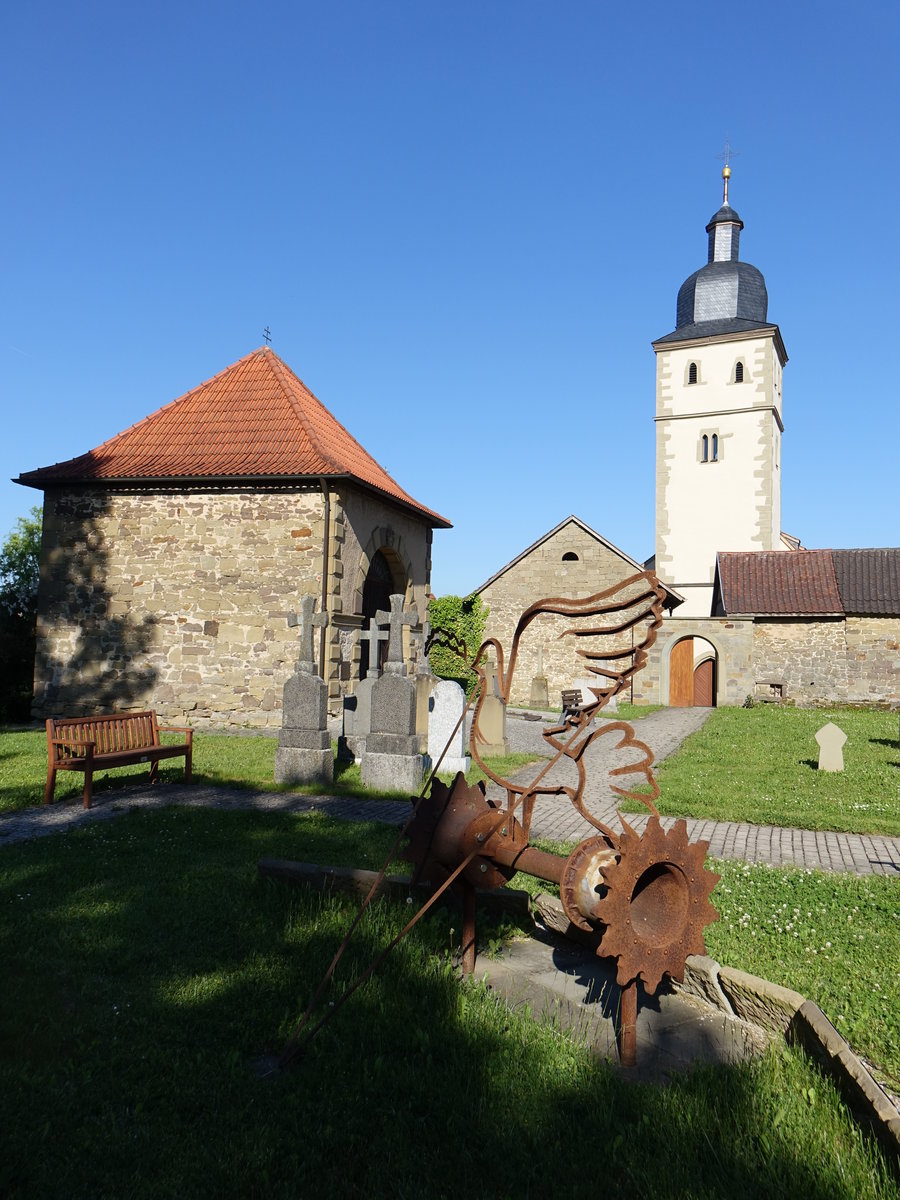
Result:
[404, 571, 720, 1065]
[279, 571, 718, 1070]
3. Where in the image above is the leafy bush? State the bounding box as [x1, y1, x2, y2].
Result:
[0, 506, 41, 722]
[428, 593, 488, 697]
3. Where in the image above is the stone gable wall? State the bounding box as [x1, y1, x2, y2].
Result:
[33, 485, 434, 728]
[478, 526, 642, 706]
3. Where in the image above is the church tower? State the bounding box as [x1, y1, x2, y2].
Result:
[652, 167, 788, 617]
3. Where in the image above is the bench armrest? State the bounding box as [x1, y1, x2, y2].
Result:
[158, 725, 193, 740]
[50, 737, 97, 749]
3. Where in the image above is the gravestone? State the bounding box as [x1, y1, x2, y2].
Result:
[362, 595, 429, 790]
[815, 722, 847, 772]
[530, 645, 549, 709]
[475, 660, 510, 757]
[338, 618, 388, 763]
[428, 679, 470, 774]
[412, 634, 437, 754]
[274, 595, 332, 785]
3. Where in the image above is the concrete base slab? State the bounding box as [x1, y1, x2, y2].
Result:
[361, 752, 428, 792]
[274, 747, 334, 786]
[477, 931, 767, 1082]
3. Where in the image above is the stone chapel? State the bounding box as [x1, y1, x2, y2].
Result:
[17, 347, 450, 727]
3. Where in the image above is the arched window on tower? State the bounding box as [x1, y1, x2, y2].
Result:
[688, 361, 698, 385]
[734, 361, 744, 383]
[701, 435, 708, 462]
[562, 551, 579, 562]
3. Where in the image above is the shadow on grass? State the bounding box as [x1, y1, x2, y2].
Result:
[0, 807, 895, 1199]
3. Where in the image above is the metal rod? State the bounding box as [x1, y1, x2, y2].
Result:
[461, 884, 476, 975]
[490, 843, 566, 885]
[619, 979, 638, 1068]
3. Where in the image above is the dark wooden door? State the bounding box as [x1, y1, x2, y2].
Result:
[693, 658, 715, 707]
[669, 638, 694, 707]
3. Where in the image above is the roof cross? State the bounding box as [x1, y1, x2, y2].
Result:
[715, 138, 739, 205]
[263, 326, 272, 345]
[375, 594, 419, 675]
[287, 594, 327, 673]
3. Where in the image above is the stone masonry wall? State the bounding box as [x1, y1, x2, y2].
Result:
[479, 525, 645, 706]
[752, 617, 900, 707]
[33, 484, 435, 729]
[638, 615, 899, 707]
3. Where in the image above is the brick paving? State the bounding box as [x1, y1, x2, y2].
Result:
[1, 707, 898, 876]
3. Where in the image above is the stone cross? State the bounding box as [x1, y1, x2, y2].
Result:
[815, 722, 847, 772]
[375, 593, 419, 675]
[358, 617, 389, 679]
[287, 594, 328, 674]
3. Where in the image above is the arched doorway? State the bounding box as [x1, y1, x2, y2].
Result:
[669, 636, 717, 707]
[359, 550, 403, 679]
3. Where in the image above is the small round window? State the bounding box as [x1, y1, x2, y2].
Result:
[562, 552, 579, 562]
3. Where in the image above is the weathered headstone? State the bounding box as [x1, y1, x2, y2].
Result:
[376, 593, 418, 675]
[475, 660, 510, 757]
[412, 633, 437, 754]
[530, 645, 549, 709]
[815, 722, 847, 772]
[362, 595, 429, 790]
[428, 679, 470, 774]
[274, 596, 333, 785]
[338, 618, 388, 763]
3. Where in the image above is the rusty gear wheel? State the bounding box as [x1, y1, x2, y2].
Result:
[592, 816, 719, 995]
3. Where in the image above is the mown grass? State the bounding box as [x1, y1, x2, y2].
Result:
[628, 705, 900, 836]
[1, 808, 896, 1200]
[0, 728, 540, 815]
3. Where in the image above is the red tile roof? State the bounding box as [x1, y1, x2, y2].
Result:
[716, 550, 843, 615]
[16, 348, 451, 527]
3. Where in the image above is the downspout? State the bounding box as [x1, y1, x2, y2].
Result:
[318, 478, 331, 682]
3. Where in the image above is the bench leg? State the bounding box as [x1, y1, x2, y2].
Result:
[185, 747, 193, 785]
[44, 768, 57, 805]
[149, 760, 159, 785]
[83, 771, 93, 810]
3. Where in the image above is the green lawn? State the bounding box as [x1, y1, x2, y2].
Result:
[1, 808, 896, 1199]
[634, 705, 900, 836]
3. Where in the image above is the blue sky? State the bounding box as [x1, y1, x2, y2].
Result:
[2, 1, 897, 597]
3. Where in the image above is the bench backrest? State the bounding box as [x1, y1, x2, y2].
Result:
[47, 712, 161, 761]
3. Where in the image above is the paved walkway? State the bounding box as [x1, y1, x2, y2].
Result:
[2, 708, 898, 876]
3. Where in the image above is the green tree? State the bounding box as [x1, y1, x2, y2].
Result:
[0, 506, 42, 722]
[427, 593, 489, 697]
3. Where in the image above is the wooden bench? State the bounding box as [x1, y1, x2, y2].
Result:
[45, 711, 193, 809]
[560, 688, 584, 719]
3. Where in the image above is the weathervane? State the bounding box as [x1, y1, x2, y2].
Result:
[715, 138, 738, 206]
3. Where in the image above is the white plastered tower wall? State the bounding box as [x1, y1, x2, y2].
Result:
[654, 330, 786, 617]
[652, 168, 788, 619]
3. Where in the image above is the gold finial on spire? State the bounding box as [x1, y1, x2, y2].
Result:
[716, 137, 738, 206]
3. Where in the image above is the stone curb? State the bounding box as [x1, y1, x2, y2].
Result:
[672, 953, 900, 1164]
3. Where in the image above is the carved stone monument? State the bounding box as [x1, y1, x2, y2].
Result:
[428, 679, 470, 774]
[529, 645, 549, 710]
[815, 722, 847, 772]
[338, 618, 388, 763]
[412, 633, 437, 754]
[274, 596, 333, 785]
[362, 595, 429, 791]
[475, 659, 510, 757]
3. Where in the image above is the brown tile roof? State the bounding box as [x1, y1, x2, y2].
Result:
[16, 348, 451, 527]
[716, 550, 843, 615]
[832, 548, 900, 615]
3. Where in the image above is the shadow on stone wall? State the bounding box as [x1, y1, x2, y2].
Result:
[33, 497, 159, 717]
